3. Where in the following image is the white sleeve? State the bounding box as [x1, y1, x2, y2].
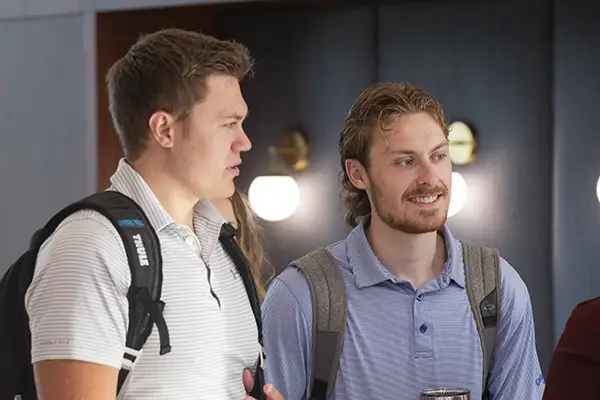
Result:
[25, 210, 131, 369]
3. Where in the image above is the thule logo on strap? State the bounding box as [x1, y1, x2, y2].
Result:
[132, 233, 149, 267]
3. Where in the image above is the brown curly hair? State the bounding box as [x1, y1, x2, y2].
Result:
[339, 82, 449, 227]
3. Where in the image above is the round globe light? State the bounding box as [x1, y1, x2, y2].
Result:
[448, 172, 468, 218]
[248, 175, 300, 221]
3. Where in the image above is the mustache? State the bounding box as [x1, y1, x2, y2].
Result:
[404, 184, 448, 199]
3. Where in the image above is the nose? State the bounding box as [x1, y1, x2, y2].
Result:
[234, 129, 252, 153]
[416, 161, 436, 186]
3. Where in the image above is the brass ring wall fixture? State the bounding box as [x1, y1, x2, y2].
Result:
[268, 130, 309, 171]
[448, 121, 476, 165]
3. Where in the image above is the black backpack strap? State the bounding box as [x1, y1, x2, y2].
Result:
[219, 222, 265, 400]
[33, 191, 170, 394]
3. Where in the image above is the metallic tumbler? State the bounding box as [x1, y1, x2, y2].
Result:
[420, 387, 470, 400]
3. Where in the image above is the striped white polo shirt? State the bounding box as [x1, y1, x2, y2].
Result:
[25, 159, 259, 399]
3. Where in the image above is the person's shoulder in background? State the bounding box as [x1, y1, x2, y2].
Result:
[543, 296, 600, 400]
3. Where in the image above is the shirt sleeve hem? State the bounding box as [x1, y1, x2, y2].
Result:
[32, 340, 123, 370]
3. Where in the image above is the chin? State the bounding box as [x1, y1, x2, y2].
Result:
[221, 181, 236, 199]
[400, 222, 444, 235]
[419, 220, 446, 233]
[381, 210, 447, 234]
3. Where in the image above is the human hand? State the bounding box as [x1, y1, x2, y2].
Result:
[242, 368, 284, 400]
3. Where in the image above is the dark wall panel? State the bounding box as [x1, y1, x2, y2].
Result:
[553, 2, 600, 339]
[218, 5, 376, 271]
[377, 0, 554, 371]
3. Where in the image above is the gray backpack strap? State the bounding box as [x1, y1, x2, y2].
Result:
[461, 241, 500, 399]
[291, 247, 348, 400]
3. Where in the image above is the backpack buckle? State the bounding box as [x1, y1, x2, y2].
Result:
[259, 347, 266, 370]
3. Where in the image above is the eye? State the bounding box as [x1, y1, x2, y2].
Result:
[395, 158, 413, 167]
[224, 121, 237, 129]
[434, 152, 448, 161]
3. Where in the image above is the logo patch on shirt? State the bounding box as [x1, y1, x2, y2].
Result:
[535, 373, 545, 386]
[230, 267, 240, 280]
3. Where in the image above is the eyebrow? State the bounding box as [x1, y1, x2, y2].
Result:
[221, 111, 248, 121]
[388, 141, 449, 156]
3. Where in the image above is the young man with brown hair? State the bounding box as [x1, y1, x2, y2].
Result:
[261, 82, 544, 399]
[25, 29, 280, 399]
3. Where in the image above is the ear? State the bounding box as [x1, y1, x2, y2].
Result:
[148, 111, 177, 149]
[345, 158, 369, 190]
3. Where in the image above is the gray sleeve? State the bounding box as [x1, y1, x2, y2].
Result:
[25, 211, 131, 369]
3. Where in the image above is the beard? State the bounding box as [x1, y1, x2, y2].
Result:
[370, 179, 449, 234]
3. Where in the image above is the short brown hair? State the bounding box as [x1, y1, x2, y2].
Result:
[339, 82, 448, 227]
[107, 28, 254, 161]
[230, 189, 272, 302]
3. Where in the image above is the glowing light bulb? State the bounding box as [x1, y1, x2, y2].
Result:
[248, 175, 300, 221]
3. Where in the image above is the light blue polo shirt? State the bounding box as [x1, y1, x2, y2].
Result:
[261, 222, 545, 400]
